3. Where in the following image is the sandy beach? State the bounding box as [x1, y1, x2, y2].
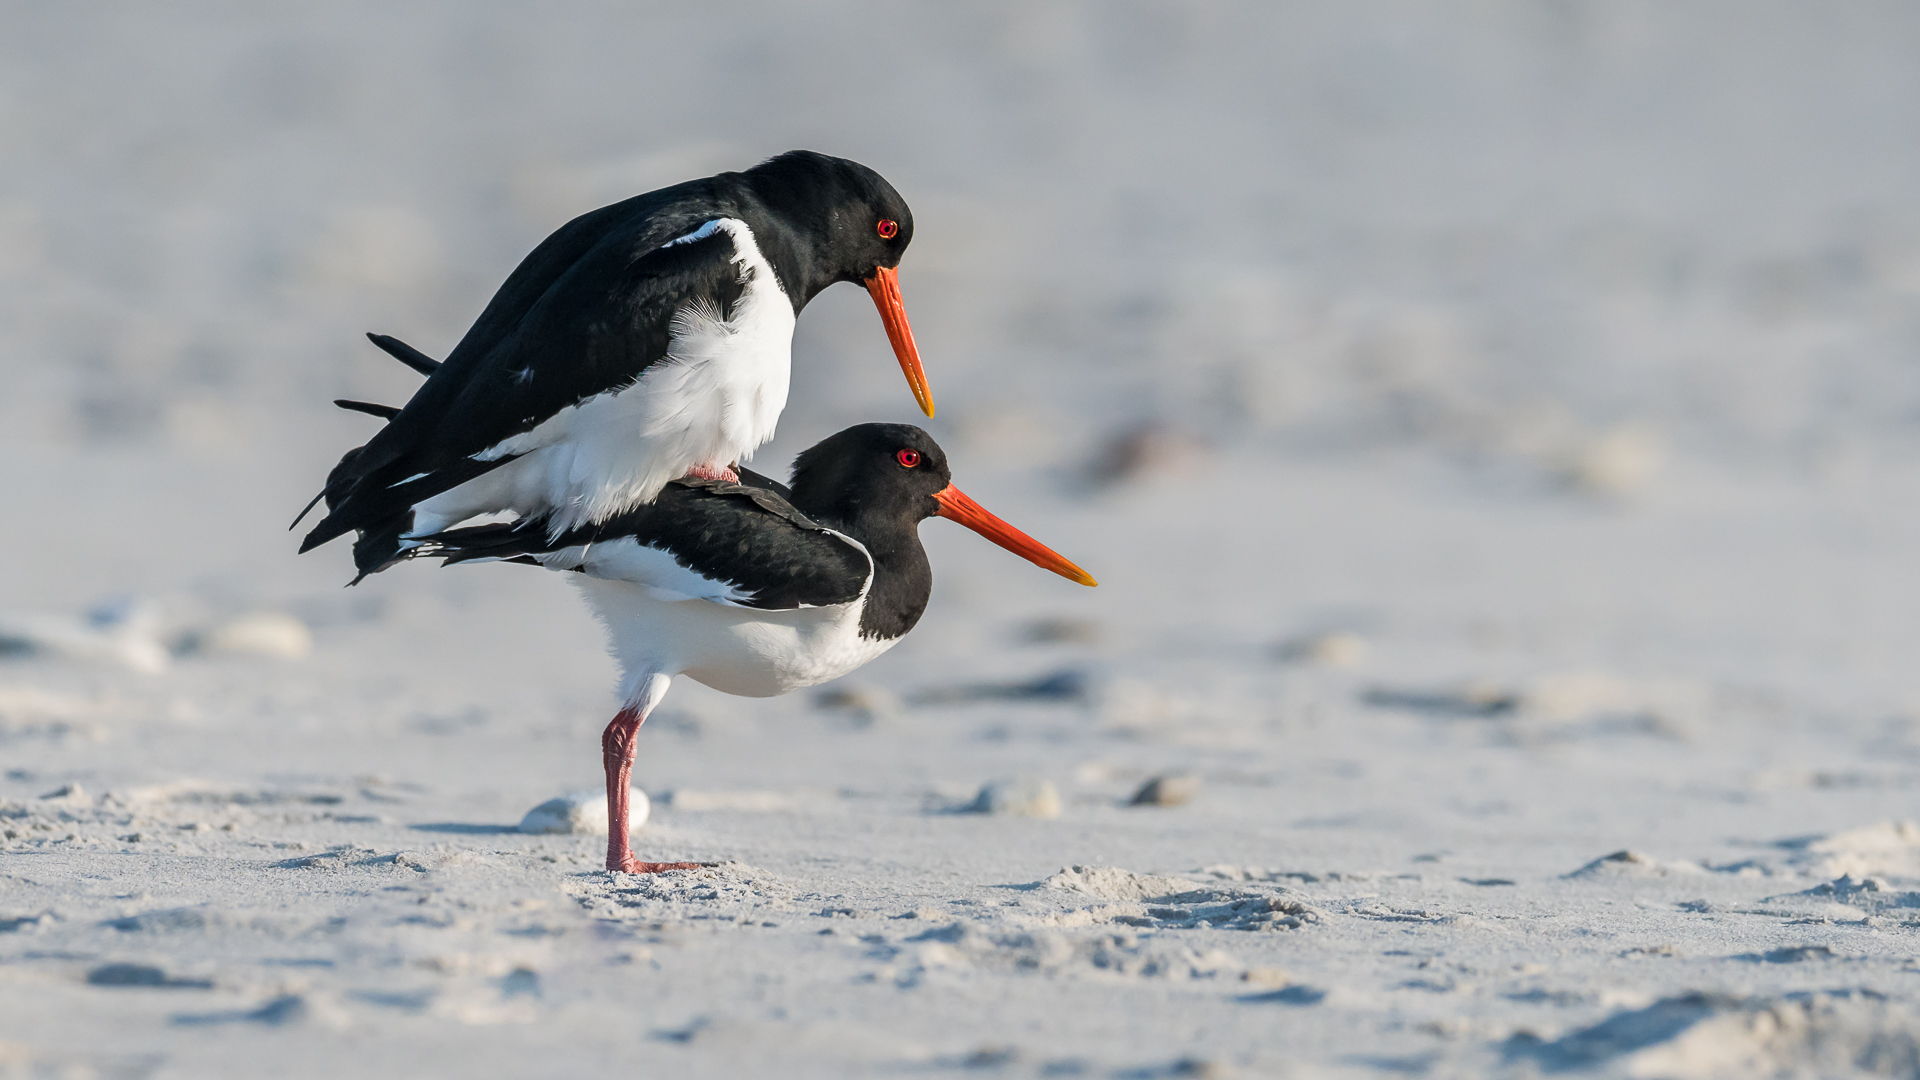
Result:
[8, 5, 1920, 1077]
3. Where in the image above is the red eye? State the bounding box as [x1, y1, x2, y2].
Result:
[877, 219, 899, 240]
[896, 448, 921, 468]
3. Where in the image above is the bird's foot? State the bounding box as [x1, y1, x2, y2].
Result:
[683, 462, 740, 483]
[607, 854, 709, 874]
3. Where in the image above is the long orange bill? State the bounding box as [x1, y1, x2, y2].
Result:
[932, 485, 1098, 587]
[864, 265, 935, 418]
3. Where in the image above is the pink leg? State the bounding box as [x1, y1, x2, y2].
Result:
[602, 706, 704, 874]
[683, 461, 740, 483]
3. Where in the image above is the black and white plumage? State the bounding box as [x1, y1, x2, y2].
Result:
[296, 151, 932, 580]
[410, 422, 1094, 701]
[405, 422, 1097, 873]
[426, 470, 871, 611]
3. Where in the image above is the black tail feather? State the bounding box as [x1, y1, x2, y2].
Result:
[334, 399, 402, 420]
[346, 515, 420, 582]
[413, 519, 558, 565]
[367, 332, 441, 376]
[295, 336, 444, 559]
[293, 445, 369, 540]
[289, 489, 327, 531]
[294, 340, 428, 531]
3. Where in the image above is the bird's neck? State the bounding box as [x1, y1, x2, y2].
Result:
[732, 188, 839, 311]
[835, 513, 932, 642]
[749, 217, 833, 311]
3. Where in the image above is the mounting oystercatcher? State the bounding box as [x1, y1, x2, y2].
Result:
[294, 151, 933, 579]
[405, 422, 1097, 873]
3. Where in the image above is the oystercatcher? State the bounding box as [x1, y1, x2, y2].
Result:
[407, 422, 1097, 873]
[294, 151, 933, 580]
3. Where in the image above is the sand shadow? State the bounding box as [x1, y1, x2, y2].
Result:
[406, 823, 521, 835]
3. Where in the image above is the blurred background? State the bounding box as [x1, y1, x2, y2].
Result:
[5, 1, 1920, 708]
[13, 11, 1920, 1071]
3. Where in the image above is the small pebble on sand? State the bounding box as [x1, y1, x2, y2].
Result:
[970, 778, 1061, 819]
[1562, 424, 1662, 497]
[1274, 631, 1368, 667]
[518, 789, 648, 835]
[1129, 775, 1201, 807]
[1085, 422, 1205, 487]
[812, 684, 903, 725]
[1020, 617, 1103, 646]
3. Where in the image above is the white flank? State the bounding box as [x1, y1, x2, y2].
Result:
[407, 218, 795, 537]
[575, 576, 898, 704]
[543, 527, 887, 703]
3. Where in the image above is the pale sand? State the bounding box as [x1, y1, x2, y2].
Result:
[8, 6, 1920, 1078]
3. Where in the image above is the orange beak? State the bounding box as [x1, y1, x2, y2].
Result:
[932, 485, 1098, 587]
[864, 266, 935, 418]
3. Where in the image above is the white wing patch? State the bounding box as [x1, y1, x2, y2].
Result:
[541, 536, 755, 605]
[661, 220, 723, 248]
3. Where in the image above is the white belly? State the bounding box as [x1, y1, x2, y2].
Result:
[575, 577, 899, 703]
[411, 218, 795, 537]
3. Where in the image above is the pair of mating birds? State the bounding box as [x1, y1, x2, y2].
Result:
[297, 151, 1096, 872]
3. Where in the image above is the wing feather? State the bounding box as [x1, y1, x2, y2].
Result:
[300, 205, 752, 551]
[416, 478, 869, 610]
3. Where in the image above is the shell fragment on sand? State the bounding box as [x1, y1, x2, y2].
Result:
[518, 788, 649, 835]
[198, 613, 313, 659]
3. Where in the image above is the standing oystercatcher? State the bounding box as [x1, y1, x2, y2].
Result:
[295, 151, 933, 580]
[408, 422, 1096, 873]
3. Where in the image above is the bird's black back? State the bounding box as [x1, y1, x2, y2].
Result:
[419, 424, 955, 643]
[421, 469, 873, 612]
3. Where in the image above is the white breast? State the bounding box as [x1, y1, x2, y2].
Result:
[409, 218, 796, 537]
[575, 576, 901, 703]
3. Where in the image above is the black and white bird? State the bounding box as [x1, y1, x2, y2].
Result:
[407, 422, 1096, 873]
[295, 151, 934, 579]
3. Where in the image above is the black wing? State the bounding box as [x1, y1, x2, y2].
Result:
[417, 477, 869, 611]
[298, 176, 760, 552]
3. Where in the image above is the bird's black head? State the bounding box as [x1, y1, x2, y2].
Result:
[787, 422, 1098, 589]
[788, 423, 948, 537]
[739, 151, 934, 419]
[743, 151, 913, 298]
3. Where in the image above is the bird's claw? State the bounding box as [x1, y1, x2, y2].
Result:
[683, 463, 740, 483]
[607, 855, 709, 874]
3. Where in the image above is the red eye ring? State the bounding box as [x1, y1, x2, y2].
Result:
[896, 448, 921, 468]
[877, 219, 899, 240]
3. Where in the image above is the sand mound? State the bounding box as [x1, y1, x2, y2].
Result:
[572, 862, 798, 925]
[895, 921, 1244, 984]
[1043, 866, 1208, 901]
[1768, 875, 1920, 912]
[1036, 867, 1318, 931]
[1782, 822, 1920, 880]
[1510, 991, 1920, 1078]
[1567, 850, 1708, 879]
